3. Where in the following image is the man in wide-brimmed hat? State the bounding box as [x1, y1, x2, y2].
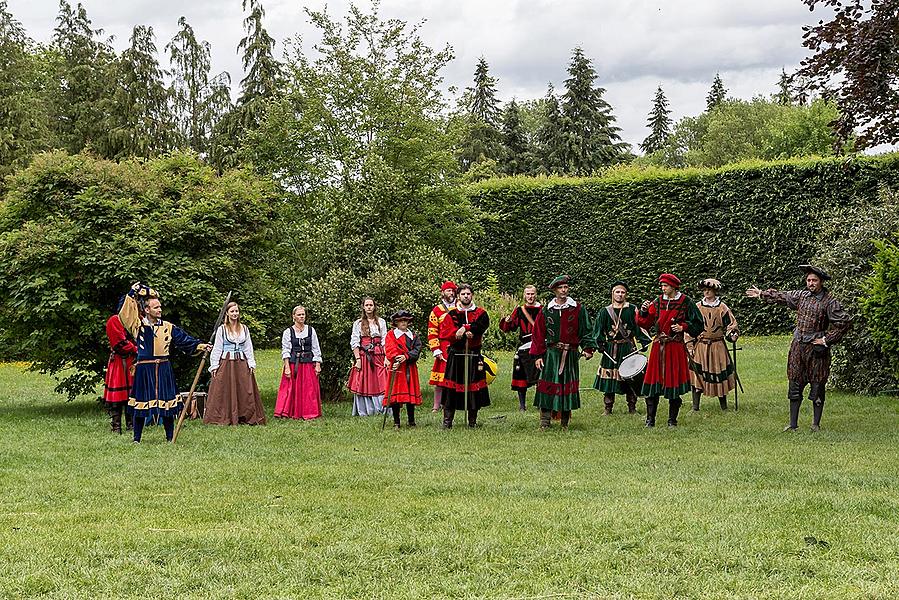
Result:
[530, 275, 596, 431]
[689, 278, 739, 411]
[427, 281, 457, 412]
[747, 264, 851, 432]
[636, 273, 704, 428]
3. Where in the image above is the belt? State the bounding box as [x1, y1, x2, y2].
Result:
[552, 342, 573, 375]
[136, 358, 169, 365]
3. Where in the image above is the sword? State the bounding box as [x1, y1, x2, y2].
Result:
[381, 363, 399, 432]
[730, 339, 744, 410]
[463, 338, 470, 411]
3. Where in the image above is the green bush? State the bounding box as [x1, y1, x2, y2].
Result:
[466, 154, 899, 335]
[813, 185, 899, 393]
[0, 150, 282, 398]
[862, 237, 899, 383]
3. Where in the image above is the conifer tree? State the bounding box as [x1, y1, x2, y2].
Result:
[107, 25, 176, 159]
[640, 85, 672, 155]
[467, 56, 501, 127]
[500, 98, 530, 175]
[50, 0, 116, 154]
[775, 68, 793, 105]
[706, 72, 727, 111]
[535, 83, 565, 173]
[456, 57, 502, 171]
[166, 16, 231, 155]
[560, 47, 627, 174]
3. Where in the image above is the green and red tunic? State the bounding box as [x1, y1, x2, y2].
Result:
[530, 297, 595, 411]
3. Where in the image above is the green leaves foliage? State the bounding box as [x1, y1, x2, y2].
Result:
[466, 154, 899, 336]
[862, 237, 899, 380]
[0, 151, 280, 398]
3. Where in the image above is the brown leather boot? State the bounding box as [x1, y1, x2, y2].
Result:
[560, 410, 571, 430]
[691, 389, 701, 412]
[625, 390, 638, 414]
[106, 403, 122, 434]
[539, 409, 551, 430]
[603, 394, 614, 415]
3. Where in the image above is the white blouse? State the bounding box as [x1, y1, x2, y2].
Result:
[281, 325, 322, 363]
[350, 318, 388, 349]
[209, 324, 256, 372]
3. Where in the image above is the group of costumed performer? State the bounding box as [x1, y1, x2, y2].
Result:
[438, 283, 491, 428]
[347, 297, 388, 416]
[383, 310, 423, 428]
[276, 305, 323, 420]
[687, 278, 740, 412]
[530, 275, 596, 430]
[499, 285, 541, 411]
[117, 283, 209, 442]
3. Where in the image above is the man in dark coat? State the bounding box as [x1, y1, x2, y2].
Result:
[747, 264, 851, 432]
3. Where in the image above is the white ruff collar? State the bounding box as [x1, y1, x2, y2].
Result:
[701, 297, 721, 307]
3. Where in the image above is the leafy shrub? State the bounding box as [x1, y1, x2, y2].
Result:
[862, 237, 899, 383]
[0, 150, 281, 398]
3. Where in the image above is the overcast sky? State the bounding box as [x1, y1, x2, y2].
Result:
[7, 0, 830, 151]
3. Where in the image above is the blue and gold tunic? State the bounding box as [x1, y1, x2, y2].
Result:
[119, 292, 202, 417]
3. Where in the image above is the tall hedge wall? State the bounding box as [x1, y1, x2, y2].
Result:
[467, 154, 899, 333]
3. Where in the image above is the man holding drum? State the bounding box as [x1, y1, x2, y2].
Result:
[636, 273, 704, 428]
[592, 281, 651, 415]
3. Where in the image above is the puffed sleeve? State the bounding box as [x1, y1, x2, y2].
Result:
[824, 297, 852, 345]
[350, 319, 362, 349]
[244, 325, 257, 370]
[635, 300, 657, 330]
[379, 318, 388, 345]
[408, 333, 423, 362]
[530, 309, 547, 357]
[310, 327, 322, 362]
[468, 309, 490, 337]
[578, 304, 596, 351]
[281, 328, 292, 359]
[760, 289, 801, 310]
[208, 326, 224, 373]
[171, 325, 202, 355]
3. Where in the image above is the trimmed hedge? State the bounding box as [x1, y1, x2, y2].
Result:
[466, 154, 899, 333]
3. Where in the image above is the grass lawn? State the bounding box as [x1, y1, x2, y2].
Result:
[0, 335, 897, 599]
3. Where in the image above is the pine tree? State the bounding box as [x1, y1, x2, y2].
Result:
[0, 1, 52, 179]
[500, 98, 530, 175]
[640, 85, 672, 155]
[706, 72, 727, 111]
[210, 0, 282, 171]
[535, 83, 565, 173]
[456, 57, 502, 171]
[560, 47, 627, 174]
[50, 0, 116, 154]
[467, 56, 501, 127]
[107, 25, 176, 159]
[775, 68, 793, 105]
[166, 16, 231, 155]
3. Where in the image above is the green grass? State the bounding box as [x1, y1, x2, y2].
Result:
[1, 336, 897, 599]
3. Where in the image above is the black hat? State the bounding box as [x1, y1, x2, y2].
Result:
[799, 264, 831, 281]
[698, 278, 723, 291]
[390, 310, 414, 323]
[610, 280, 629, 292]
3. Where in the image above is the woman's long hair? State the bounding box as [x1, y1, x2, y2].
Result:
[224, 301, 242, 337]
[358, 297, 379, 337]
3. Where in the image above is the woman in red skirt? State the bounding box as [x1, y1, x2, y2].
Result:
[347, 297, 387, 416]
[275, 305, 322, 420]
[384, 310, 423, 429]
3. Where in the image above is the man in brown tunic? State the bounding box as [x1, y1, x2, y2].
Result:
[746, 264, 851, 432]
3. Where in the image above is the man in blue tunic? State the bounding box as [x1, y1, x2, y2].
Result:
[119, 284, 208, 442]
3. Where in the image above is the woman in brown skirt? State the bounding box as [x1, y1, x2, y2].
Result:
[204, 301, 267, 425]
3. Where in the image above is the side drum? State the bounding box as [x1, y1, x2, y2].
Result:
[618, 352, 647, 391]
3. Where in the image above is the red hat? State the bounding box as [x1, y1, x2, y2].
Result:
[440, 281, 457, 292]
[659, 273, 681, 288]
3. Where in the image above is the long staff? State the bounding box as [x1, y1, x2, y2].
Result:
[172, 291, 232, 443]
[381, 364, 400, 432]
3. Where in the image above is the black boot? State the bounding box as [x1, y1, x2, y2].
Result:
[668, 398, 682, 427]
[691, 389, 701, 412]
[560, 410, 571, 430]
[106, 402, 123, 434]
[625, 390, 638, 414]
[124, 409, 134, 431]
[406, 405, 416, 427]
[719, 396, 728, 411]
[785, 380, 804, 431]
[392, 404, 402, 429]
[539, 408, 551, 430]
[810, 384, 825, 432]
[645, 397, 658, 428]
[603, 393, 614, 416]
[442, 405, 456, 429]
[467, 408, 478, 428]
[517, 390, 527, 412]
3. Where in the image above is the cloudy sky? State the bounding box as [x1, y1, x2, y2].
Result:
[7, 0, 829, 151]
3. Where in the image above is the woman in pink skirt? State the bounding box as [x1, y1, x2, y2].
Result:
[347, 297, 387, 416]
[275, 305, 322, 419]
